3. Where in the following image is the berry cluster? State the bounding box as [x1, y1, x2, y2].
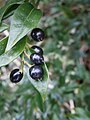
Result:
[29, 45, 44, 80]
[29, 28, 45, 80]
[10, 28, 45, 83]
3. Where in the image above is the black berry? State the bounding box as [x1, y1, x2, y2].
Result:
[30, 53, 44, 65]
[10, 69, 23, 83]
[31, 45, 43, 55]
[29, 65, 44, 80]
[31, 28, 45, 42]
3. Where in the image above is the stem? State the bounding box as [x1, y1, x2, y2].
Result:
[20, 53, 24, 73]
[26, 43, 32, 48]
[36, 0, 40, 7]
[30, 0, 36, 7]
[24, 51, 30, 59]
[24, 61, 32, 68]
[30, 0, 40, 7]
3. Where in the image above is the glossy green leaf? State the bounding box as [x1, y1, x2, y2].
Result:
[0, 36, 27, 67]
[5, 3, 42, 51]
[0, 23, 9, 32]
[0, 0, 24, 22]
[0, 37, 8, 55]
[27, 63, 50, 102]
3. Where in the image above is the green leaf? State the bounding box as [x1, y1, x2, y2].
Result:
[0, 37, 8, 55]
[0, 36, 27, 67]
[0, 23, 9, 32]
[0, 0, 24, 22]
[27, 63, 50, 102]
[5, 3, 42, 51]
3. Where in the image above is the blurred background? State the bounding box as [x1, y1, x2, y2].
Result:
[0, 0, 90, 120]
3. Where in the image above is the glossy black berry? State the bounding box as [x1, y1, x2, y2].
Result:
[10, 69, 23, 83]
[29, 65, 44, 80]
[30, 53, 44, 65]
[31, 45, 43, 55]
[31, 28, 45, 42]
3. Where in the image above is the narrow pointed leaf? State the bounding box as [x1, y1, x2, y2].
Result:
[0, 0, 24, 22]
[0, 37, 8, 55]
[5, 3, 42, 51]
[27, 63, 50, 102]
[0, 36, 27, 67]
[0, 23, 9, 32]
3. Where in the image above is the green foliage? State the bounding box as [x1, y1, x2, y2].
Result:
[0, 0, 49, 104]
[6, 3, 42, 51]
[0, 36, 27, 67]
[0, 0, 90, 120]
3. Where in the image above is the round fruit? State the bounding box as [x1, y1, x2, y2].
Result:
[30, 53, 44, 65]
[29, 65, 44, 80]
[10, 69, 23, 83]
[31, 28, 45, 42]
[31, 45, 43, 55]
